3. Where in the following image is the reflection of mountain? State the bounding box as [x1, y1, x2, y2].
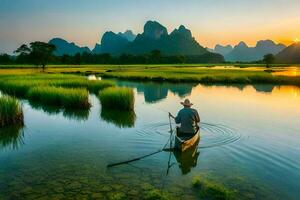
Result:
[0, 125, 24, 150]
[100, 109, 136, 128]
[252, 84, 275, 93]
[116, 81, 197, 103]
[28, 100, 90, 121]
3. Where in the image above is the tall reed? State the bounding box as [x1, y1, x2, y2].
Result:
[98, 87, 134, 111]
[27, 86, 90, 109]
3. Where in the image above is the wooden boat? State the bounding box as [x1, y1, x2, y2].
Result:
[173, 138, 200, 174]
[175, 128, 200, 152]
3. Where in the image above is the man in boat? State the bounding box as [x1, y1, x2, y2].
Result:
[169, 99, 200, 136]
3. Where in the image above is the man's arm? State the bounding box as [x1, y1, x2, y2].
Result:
[195, 110, 200, 123]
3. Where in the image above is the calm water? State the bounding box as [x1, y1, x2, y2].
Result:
[0, 81, 300, 199]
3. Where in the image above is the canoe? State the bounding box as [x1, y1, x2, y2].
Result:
[173, 138, 200, 174]
[175, 129, 200, 152]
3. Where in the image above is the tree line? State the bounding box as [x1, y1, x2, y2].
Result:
[0, 41, 275, 67]
[0, 41, 225, 68]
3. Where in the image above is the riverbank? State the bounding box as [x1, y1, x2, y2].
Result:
[1, 65, 299, 86]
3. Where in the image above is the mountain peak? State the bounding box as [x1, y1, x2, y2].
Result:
[143, 21, 168, 40]
[256, 40, 276, 48]
[236, 41, 248, 48]
[118, 30, 136, 42]
[170, 25, 192, 39]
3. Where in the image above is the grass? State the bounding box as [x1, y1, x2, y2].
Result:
[0, 95, 24, 127]
[27, 86, 90, 109]
[0, 74, 115, 96]
[192, 176, 236, 200]
[99, 87, 134, 111]
[0, 65, 299, 85]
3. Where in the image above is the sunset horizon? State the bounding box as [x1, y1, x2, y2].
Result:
[1, 0, 300, 54]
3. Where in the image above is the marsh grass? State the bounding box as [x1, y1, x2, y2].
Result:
[0, 80, 45, 97]
[0, 74, 115, 97]
[0, 96, 24, 127]
[27, 86, 90, 109]
[99, 87, 134, 111]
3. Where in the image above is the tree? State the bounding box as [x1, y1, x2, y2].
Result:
[14, 42, 56, 69]
[263, 54, 275, 68]
[74, 53, 81, 65]
[29, 42, 56, 70]
[150, 50, 162, 63]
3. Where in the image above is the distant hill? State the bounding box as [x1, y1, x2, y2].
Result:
[276, 43, 300, 64]
[212, 40, 286, 62]
[213, 44, 233, 56]
[92, 30, 136, 54]
[49, 21, 224, 63]
[92, 21, 216, 58]
[49, 38, 91, 56]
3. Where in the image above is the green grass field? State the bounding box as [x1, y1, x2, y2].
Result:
[0, 64, 299, 87]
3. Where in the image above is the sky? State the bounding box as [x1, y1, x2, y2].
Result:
[1, 0, 300, 54]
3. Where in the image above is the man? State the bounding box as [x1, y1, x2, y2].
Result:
[169, 99, 200, 136]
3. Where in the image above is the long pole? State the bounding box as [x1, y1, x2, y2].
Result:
[107, 114, 175, 168]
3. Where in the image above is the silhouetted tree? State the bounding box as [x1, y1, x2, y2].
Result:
[74, 53, 81, 65]
[14, 42, 56, 69]
[263, 54, 275, 68]
[150, 50, 162, 63]
[29, 42, 56, 70]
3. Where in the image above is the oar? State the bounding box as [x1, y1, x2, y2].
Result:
[107, 114, 175, 168]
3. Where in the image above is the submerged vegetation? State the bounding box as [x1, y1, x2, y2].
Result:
[99, 87, 134, 111]
[0, 95, 24, 127]
[144, 189, 171, 200]
[192, 176, 236, 200]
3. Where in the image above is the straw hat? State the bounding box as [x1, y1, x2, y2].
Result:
[180, 99, 193, 107]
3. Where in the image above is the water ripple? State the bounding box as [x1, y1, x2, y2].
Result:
[136, 122, 241, 149]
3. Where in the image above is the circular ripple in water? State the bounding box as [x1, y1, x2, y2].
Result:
[136, 122, 241, 149]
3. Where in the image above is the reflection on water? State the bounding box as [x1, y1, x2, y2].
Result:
[100, 109, 136, 128]
[28, 100, 90, 121]
[0, 125, 24, 150]
[173, 136, 200, 175]
[272, 67, 300, 77]
[116, 80, 197, 103]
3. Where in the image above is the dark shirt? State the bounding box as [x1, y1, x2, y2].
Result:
[175, 107, 200, 134]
